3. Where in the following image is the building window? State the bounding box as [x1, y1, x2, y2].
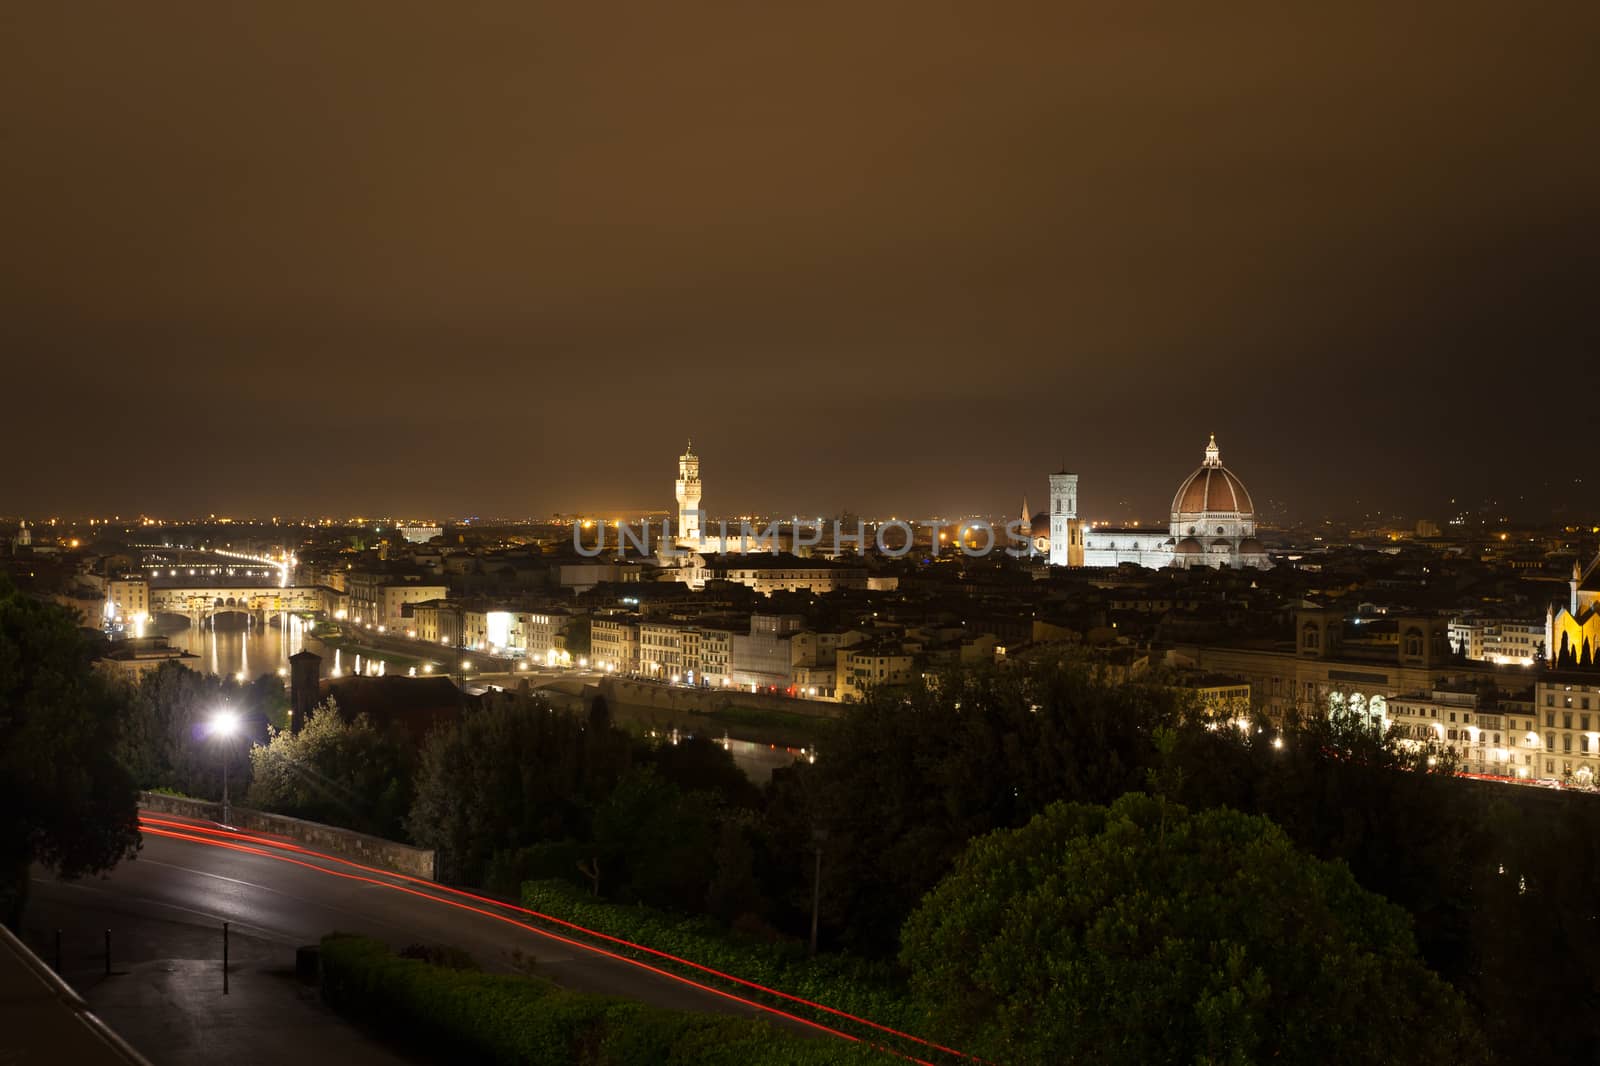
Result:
[1547, 733, 1555, 751]
[1564, 735, 1573, 753]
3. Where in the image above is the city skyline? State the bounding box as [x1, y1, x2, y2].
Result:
[9, 7, 1600, 1065]
[3, 4, 1597, 520]
[0, 430, 1583, 530]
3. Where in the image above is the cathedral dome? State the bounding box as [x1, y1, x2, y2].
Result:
[1175, 537, 1203, 555]
[1030, 512, 1051, 538]
[1171, 434, 1255, 518]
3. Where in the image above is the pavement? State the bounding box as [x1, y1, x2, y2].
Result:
[17, 812, 771, 1066]
[20, 872, 414, 1066]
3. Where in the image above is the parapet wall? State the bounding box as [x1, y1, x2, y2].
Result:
[138, 792, 437, 881]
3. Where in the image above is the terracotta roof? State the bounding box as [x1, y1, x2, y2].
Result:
[1172, 466, 1255, 517]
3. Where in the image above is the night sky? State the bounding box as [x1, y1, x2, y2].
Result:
[3, 4, 1596, 524]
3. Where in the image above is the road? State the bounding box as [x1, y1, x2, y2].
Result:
[21, 813, 959, 1065]
[21, 812, 875, 1066]
[38, 813, 770, 1015]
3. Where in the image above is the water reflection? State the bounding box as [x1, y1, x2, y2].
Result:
[159, 612, 328, 680]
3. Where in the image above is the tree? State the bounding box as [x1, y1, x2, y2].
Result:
[246, 700, 415, 838]
[763, 656, 1188, 952]
[119, 661, 272, 801]
[591, 767, 719, 911]
[644, 734, 761, 809]
[1174, 703, 1482, 987]
[900, 794, 1486, 1066]
[0, 580, 140, 928]
[562, 616, 592, 658]
[407, 690, 631, 884]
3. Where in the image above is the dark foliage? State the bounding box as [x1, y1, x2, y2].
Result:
[0, 580, 140, 927]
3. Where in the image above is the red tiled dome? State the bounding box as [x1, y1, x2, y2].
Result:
[1175, 537, 1204, 554]
[1171, 435, 1255, 517]
[1173, 467, 1254, 515]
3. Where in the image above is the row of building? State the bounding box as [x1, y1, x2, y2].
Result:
[592, 611, 999, 702]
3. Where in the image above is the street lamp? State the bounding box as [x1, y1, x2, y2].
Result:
[210, 709, 239, 825]
[809, 828, 829, 956]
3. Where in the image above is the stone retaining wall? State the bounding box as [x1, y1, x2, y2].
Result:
[138, 791, 437, 881]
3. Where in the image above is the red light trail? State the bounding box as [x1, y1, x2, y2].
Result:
[137, 814, 970, 1063]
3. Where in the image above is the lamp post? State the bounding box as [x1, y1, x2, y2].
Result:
[210, 709, 239, 824]
[809, 828, 828, 957]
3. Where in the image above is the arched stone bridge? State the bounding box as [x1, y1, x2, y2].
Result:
[149, 585, 335, 625]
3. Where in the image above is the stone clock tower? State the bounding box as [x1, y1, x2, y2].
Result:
[675, 440, 702, 545]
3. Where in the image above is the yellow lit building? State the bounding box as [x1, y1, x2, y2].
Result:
[106, 579, 149, 626]
[1547, 554, 1600, 668]
[1533, 678, 1600, 786]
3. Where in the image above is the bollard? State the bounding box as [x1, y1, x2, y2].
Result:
[104, 929, 111, 976]
[223, 921, 229, 994]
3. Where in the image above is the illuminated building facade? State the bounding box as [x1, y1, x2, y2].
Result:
[106, 578, 150, 626]
[1532, 678, 1600, 785]
[674, 441, 702, 546]
[1546, 554, 1600, 669]
[1044, 435, 1270, 570]
[1448, 617, 1545, 665]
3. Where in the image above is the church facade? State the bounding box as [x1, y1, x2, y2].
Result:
[1040, 435, 1271, 571]
[1547, 554, 1600, 668]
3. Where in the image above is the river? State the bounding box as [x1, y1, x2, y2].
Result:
[158, 612, 328, 680]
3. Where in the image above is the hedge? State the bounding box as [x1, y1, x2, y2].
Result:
[319, 934, 884, 1066]
[517, 880, 924, 1036]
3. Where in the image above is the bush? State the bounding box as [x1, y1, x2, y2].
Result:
[317, 934, 881, 1065]
[398, 942, 479, 970]
[519, 880, 922, 1035]
[485, 841, 595, 899]
[246, 702, 414, 839]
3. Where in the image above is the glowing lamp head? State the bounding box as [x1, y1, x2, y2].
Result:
[211, 710, 240, 737]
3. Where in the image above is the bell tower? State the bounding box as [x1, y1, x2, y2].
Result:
[1048, 469, 1082, 566]
[675, 440, 702, 545]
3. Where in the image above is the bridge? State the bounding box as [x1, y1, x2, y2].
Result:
[147, 585, 335, 627]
